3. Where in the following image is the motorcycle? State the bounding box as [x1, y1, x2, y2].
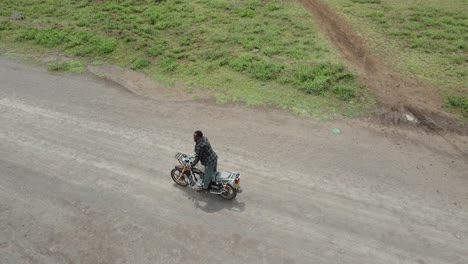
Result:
[170, 152, 242, 200]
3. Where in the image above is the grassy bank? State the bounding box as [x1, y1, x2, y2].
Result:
[0, 0, 373, 118]
[325, 0, 468, 117]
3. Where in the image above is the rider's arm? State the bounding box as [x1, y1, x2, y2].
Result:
[192, 143, 202, 167]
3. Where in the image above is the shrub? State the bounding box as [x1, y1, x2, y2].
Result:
[229, 54, 254, 71]
[293, 63, 356, 96]
[267, 4, 281, 11]
[146, 44, 165, 57]
[0, 20, 12, 31]
[15, 28, 39, 41]
[248, 60, 284, 81]
[299, 76, 331, 95]
[155, 21, 170, 30]
[263, 47, 280, 56]
[95, 37, 117, 55]
[332, 85, 358, 100]
[446, 95, 468, 116]
[159, 56, 177, 72]
[131, 57, 150, 70]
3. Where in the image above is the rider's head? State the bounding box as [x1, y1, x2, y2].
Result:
[194, 130, 203, 142]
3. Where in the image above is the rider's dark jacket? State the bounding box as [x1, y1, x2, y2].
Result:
[193, 137, 218, 166]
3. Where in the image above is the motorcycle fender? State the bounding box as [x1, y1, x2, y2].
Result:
[224, 182, 235, 189]
[225, 182, 242, 193]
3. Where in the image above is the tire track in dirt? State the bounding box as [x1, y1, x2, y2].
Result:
[300, 0, 466, 134]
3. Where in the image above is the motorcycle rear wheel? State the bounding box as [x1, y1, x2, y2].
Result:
[220, 184, 237, 200]
[171, 168, 189, 186]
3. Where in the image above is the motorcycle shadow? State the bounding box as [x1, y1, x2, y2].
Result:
[173, 184, 246, 214]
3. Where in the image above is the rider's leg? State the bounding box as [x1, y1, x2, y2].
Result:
[203, 160, 217, 190]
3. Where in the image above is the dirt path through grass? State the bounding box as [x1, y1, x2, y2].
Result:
[300, 0, 466, 134]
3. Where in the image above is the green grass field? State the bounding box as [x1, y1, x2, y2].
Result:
[0, 0, 373, 118]
[325, 0, 468, 116]
[2, 0, 465, 117]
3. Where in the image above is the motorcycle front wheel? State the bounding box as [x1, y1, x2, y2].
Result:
[171, 168, 189, 186]
[220, 184, 237, 200]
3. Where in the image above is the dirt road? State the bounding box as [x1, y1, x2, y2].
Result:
[0, 57, 467, 264]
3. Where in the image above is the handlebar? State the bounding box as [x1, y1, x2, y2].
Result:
[175, 152, 195, 165]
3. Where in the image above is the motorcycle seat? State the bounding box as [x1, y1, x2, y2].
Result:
[213, 171, 232, 182]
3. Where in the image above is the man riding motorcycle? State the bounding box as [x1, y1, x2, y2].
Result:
[192, 130, 218, 192]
